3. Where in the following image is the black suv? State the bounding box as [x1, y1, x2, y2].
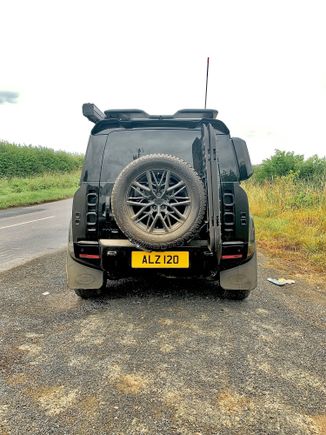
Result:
[67, 104, 257, 299]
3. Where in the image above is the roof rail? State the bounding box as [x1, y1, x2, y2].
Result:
[173, 109, 218, 119]
[104, 109, 149, 119]
[83, 104, 218, 123]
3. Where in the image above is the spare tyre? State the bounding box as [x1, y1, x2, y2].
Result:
[111, 154, 206, 250]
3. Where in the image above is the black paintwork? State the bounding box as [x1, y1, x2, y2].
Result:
[72, 108, 254, 278]
[232, 137, 254, 181]
[91, 119, 230, 135]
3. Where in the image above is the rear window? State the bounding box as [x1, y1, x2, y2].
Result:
[100, 129, 201, 182]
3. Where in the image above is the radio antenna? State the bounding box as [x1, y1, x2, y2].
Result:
[204, 57, 210, 109]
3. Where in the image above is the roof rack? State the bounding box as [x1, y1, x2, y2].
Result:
[82, 103, 218, 124]
[105, 109, 150, 120]
[173, 109, 218, 119]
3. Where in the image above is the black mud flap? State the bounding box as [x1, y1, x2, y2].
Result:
[220, 251, 257, 291]
[66, 252, 104, 290]
[201, 124, 222, 263]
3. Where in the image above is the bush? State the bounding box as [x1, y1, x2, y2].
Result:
[298, 155, 326, 183]
[253, 149, 326, 185]
[0, 141, 84, 178]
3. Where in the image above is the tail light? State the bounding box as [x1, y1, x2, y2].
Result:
[86, 192, 97, 234]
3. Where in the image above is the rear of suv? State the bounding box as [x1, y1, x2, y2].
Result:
[67, 104, 257, 299]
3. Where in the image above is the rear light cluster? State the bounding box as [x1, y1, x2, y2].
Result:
[86, 192, 97, 234]
[221, 254, 242, 260]
[79, 253, 100, 259]
[223, 191, 235, 234]
[221, 243, 243, 262]
[77, 244, 101, 262]
[222, 188, 247, 240]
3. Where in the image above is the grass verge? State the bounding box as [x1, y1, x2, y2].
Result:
[0, 171, 80, 209]
[245, 176, 326, 283]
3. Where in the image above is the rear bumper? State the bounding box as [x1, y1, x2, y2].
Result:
[69, 238, 256, 283]
[99, 239, 217, 279]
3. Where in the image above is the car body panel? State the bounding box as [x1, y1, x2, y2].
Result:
[67, 107, 257, 292]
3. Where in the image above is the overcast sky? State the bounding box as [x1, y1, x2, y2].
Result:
[1, 0, 325, 163]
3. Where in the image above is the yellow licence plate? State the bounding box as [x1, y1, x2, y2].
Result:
[131, 251, 189, 268]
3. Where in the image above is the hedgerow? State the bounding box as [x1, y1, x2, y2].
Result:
[0, 141, 84, 178]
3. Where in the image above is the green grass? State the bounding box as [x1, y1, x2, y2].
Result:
[0, 171, 81, 209]
[1, 141, 325, 282]
[244, 175, 326, 280]
[0, 141, 83, 208]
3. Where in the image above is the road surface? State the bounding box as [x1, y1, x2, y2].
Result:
[0, 200, 325, 434]
[0, 199, 72, 272]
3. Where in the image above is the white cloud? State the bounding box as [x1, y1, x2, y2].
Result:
[0, 91, 19, 104]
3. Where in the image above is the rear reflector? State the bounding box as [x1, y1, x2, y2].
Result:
[79, 254, 100, 259]
[221, 254, 242, 260]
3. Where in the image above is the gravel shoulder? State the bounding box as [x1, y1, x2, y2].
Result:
[0, 250, 325, 434]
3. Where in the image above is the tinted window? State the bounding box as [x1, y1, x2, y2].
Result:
[101, 129, 201, 181]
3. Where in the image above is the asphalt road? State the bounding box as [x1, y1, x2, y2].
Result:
[0, 199, 72, 272]
[0, 200, 326, 435]
[0, 243, 325, 433]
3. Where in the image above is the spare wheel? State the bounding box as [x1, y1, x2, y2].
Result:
[111, 154, 206, 250]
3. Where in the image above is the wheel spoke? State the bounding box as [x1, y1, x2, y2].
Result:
[131, 203, 154, 220]
[135, 211, 151, 224]
[127, 200, 149, 207]
[169, 184, 187, 197]
[145, 214, 154, 231]
[160, 214, 170, 231]
[127, 170, 191, 233]
[163, 170, 171, 192]
[167, 180, 185, 193]
[166, 214, 172, 228]
[170, 199, 191, 207]
[131, 184, 150, 198]
[157, 170, 167, 188]
[169, 205, 187, 220]
[133, 181, 151, 192]
[128, 196, 146, 200]
[148, 214, 159, 232]
[167, 212, 183, 224]
[151, 171, 159, 188]
[146, 171, 154, 192]
[173, 196, 189, 200]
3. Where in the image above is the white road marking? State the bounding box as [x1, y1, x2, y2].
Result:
[0, 216, 55, 230]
